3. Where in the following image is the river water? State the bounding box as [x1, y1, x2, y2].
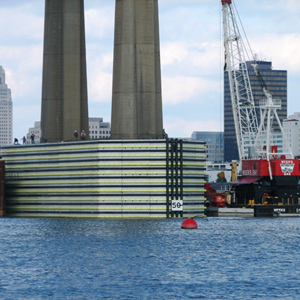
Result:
[1, 217, 300, 299]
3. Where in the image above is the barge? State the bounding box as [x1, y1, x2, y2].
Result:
[0, 139, 206, 218]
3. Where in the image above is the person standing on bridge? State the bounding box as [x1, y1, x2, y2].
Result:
[81, 130, 86, 141]
[30, 134, 35, 144]
[162, 129, 168, 139]
[74, 130, 78, 141]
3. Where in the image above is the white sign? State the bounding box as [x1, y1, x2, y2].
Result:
[274, 208, 285, 213]
[172, 200, 183, 211]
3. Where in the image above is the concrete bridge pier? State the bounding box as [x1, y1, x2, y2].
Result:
[111, 0, 163, 139]
[41, 0, 89, 143]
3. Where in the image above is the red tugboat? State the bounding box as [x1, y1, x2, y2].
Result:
[222, 0, 300, 217]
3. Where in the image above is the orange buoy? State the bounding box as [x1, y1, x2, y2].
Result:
[181, 218, 198, 229]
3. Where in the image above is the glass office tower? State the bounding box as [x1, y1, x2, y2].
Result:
[224, 61, 287, 162]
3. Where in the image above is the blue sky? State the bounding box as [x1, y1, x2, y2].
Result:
[0, 0, 300, 140]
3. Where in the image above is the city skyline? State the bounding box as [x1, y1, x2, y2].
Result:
[1, 0, 300, 140]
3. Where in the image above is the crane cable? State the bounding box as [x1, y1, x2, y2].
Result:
[219, 0, 223, 134]
[219, 0, 224, 157]
[232, 0, 255, 63]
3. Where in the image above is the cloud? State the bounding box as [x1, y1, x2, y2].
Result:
[159, 2, 220, 44]
[162, 75, 218, 105]
[88, 70, 112, 104]
[161, 39, 222, 76]
[85, 7, 114, 41]
[164, 117, 222, 138]
[2, 45, 43, 102]
[251, 33, 300, 75]
[161, 42, 188, 66]
[160, 39, 221, 106]
[257, 0, 300, 11]
[87, 53, 113, 103]
[0, 6, 43, 43]
[1, 0, 300, 142]
[286, 0, 300, 8]
[85, 5, 115, 105]
[13, 104, 41, 139]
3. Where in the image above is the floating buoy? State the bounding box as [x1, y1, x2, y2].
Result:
[181, 218, 198, 229]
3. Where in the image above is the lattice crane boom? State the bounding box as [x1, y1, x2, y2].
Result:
[222, 0, 294, 180]
[222, 0, 259, 160]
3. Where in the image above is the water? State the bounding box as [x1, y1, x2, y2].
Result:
[1, 217, 300, 299]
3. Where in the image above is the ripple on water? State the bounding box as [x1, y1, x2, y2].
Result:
[1, 217, 300, 299]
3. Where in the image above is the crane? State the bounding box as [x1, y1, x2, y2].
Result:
[221, 0, 293, 180]
[221, 0, 258, 161]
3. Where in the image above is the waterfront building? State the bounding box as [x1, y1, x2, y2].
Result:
[26, 121, 41, 144]
[89, 118, 111, 139]
[191, 131, 224, 162]
[206, 162, 233, 183]
[0, 66, 13, 146]
[26, 118, 111, 143]
[283, 112, 300, 157]
[224, 60, 287, 162]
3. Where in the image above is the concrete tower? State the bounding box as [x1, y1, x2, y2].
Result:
[111, 0, 163, 139]
[41, 0, 89, 143]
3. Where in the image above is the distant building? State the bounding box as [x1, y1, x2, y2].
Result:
[206, 161, 241, 183]
[26, 121, 41, 144]
[191, 131, 224, 162]
[283, 112, 300, 157]
[224, 60, 287, 162]
[26, 118, 111, 144]
[270, 133, 284, 154]
[0, 66, 13, 146]
[89, 117, 111, 139]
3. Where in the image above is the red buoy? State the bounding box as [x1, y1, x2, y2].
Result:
[181, 218, 198, 229]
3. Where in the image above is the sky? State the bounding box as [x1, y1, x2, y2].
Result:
[0, 0, 300, 140]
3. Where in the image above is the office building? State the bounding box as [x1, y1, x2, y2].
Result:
[26, 121, 41, 144]
[0, 66, 13, 146]
[191, 131, 224, 162]
[89, 118, 111, 139]
[26, 118, 111, 144]
[283, 112, 300, 157]
[224, 60, 287, 162]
